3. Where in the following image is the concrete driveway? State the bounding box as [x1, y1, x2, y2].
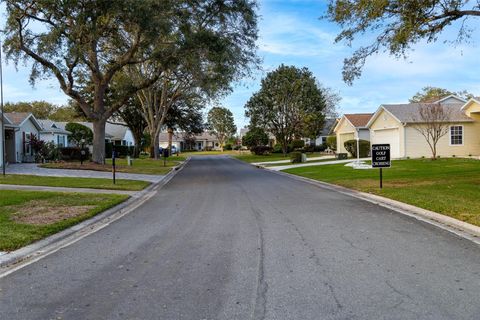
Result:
[1, 156, 479, 319]
[5, 163, 163, 182]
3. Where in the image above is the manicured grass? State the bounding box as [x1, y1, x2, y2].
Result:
[235, 152, 325, 163]
[41, 157, 183, 175]
[0, 190, 128, 251]
[0, 175, 149, 191]
[284, 158, 480, 226]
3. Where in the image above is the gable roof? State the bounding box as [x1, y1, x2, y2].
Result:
[55, 122, 114, 139]
[344, 113, 373, 128]
[435, 95, 466, 104]
[380, 102, 472, 124]
[4, 112, 42, 130]
[105, 123, 129, 141]
[37, 119, 71, 135]
[319, 118, 337, 136]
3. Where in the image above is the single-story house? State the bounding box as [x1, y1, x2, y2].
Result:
[367, 95, 480, 159]
[314, 118, 338, 146]
[38, 119, 71, 147]
[239, 127, 276, 147]
[4, 112, 42, 163]
[56, 122, 134, 146]
[158, 131, 221, 151]
[333, 113, 373, 154]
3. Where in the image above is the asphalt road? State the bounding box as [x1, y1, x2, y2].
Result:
[1, 156, 479, 320]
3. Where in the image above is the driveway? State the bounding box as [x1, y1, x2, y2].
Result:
[1, 156, 479, 319]
[5, 163, 163, 182]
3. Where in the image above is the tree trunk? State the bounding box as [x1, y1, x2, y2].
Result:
[132, 130, 143, 158]
[167, 128, 173, 155]
[92, 119, 106, 164]
[149, 128, 159, 160]
[282, 140, 288, 156]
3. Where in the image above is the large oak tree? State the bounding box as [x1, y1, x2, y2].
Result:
[2, 0, 258, 163]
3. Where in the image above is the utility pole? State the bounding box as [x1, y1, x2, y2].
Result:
[0, 39, 6, 176]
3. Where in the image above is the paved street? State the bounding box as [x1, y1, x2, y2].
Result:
[1, 156, 479, 320]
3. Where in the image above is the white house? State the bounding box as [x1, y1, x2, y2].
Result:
[366, 95, 480, 159]
[56, 122, 134, 146]
[38, 119, 71, 147]
[4, 112, 42, 163]
[158, 131, 220, 151]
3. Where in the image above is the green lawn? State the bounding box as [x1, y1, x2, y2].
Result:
[0, 175, 149, 191]
[234, 152, 325, 163]
[0, 190, 128, 251]
[264, 156, 337, 167]
[284, 158, 480, 226]
[41, 157, 184, 175]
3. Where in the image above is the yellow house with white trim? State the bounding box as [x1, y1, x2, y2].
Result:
[367, 95, 480, 159]
[333, 113, 373, 154]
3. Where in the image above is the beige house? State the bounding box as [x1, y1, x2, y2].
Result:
[367, 95, 480, 159]
[333, 113, 373, 154]
[158, 131, 221, 151]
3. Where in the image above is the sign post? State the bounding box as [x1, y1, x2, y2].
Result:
[371, 144, 391, 189]
[162, 148, 169, 167]
[112, 149, 116, 185]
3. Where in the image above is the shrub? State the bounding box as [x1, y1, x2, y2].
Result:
[326, 136, 337, 151]
[344, 139, 370, 158]
[105, 144, 135, 158]
[304, 144, 315, 153]
[65, 123, 93, 147]
[272, 144, 284, 153]
[290, 139, 305, 150]
[224, 143, 233, 150]
[242, 127, 269, 148]
[290, 151, 302, 163]
[233, 145, 241, 150]
[250, 146, 273, 155]
[315, 143, 328, 152]
[59, 147, 90, 161]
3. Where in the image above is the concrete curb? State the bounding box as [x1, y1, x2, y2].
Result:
[232, 157, 480, 244]
[0, 158, 190, 274]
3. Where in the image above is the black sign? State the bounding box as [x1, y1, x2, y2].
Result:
[371, 144, 391, 168]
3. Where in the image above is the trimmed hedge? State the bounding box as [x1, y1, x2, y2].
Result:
[290, 151, 303, 163]
[326, 135, 337, 151]
[105, 144, 135, 158]
[344, 139, 370, 158]
[250, 146, 273, 155]
[59, 147, 90, 161]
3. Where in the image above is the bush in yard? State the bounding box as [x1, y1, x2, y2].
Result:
[326, 135, 337, 151]
[290, 151, 302, 163]
[65, 123, 93, 147]
[59, 147, 90, 161]
[290, 139, 305, 150]
[315, 143, 327, 152]
[344, 139, 370, 158]
[250, 146, 273, 155]
[242, 128, 269, 149]
[224, 143, 233, 150]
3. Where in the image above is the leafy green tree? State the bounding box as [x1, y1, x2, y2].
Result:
[65, 123, 93, 147]
[326, 1, 480, 84]
[4, 101, 57, 119]
[409, 87, 475, 103]
[114, 97, 147, 158]
[245, 65, 326, 155]
[207, 107, 237, 151]
[242, 128, 269, 149]
[3, 1, 190, 163]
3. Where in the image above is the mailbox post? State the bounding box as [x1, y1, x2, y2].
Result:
[112, 148, 116, 184]
[371, 144, 391, 189]
[162, 148, 169, 167]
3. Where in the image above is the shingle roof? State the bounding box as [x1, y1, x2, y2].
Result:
[37, 119, 71, 135]
[56, 122, 114, 138]
[4, 112, 31, 125]
[382, 103, 472, 123]
[319, 118, 337, 136]
[344, 113, 373, 127]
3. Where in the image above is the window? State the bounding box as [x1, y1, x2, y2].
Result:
[450, 126, 463, 145]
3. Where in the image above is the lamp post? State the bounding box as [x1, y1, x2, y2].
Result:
[0, 39, 5, 176]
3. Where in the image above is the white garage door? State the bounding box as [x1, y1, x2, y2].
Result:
[372, 129, 400, 158]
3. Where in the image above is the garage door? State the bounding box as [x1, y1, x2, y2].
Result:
[339, 133, 355, 153]
[372, 129, 400, 158]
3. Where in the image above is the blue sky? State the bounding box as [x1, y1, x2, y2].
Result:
[1, 0, 479, 129]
